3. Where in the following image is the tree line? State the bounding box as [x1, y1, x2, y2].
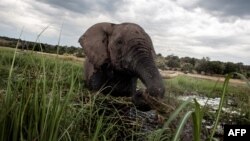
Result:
[1, 36, 249, 78]
[0, 36, 85, 57]
[156, 54, 250, 79]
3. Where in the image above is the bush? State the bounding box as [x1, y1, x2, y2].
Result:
[224, 62, 238, 74]
[247, 72, 250, 78]
[195, 57, 209, 74]
[167, 59, 180, 68]
[207, 61, 225, 75]
[75, 49, 85, 58]
[181, 63, 194, 73]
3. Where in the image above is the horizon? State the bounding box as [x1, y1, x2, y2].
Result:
[1, 0, 250, 65]
[1, 35, 249, 66]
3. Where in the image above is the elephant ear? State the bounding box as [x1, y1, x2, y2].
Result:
[79, 23, 114, 68]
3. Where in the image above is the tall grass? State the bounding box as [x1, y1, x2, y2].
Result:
[165, 75, 249, 98]
[0, 31, 249, 140]
[1, 46, 249, 140]
[0, 46, 166, 140]
[0, 26, 126, 140]
[0, 46, 82, 140]
[208, 73, 232, 141]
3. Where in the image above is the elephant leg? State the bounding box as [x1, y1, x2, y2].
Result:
[88, 70, 107, 91]
[84, 59, 107, 91]
[108, 77, 137, 97]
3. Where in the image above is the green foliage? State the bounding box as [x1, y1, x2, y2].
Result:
[209, 73, 233, 140]
[224, 62, 238, 74]
[165, 76, 223, 97]
[195, 57, 209, 74]
[207, 61, 225, 75]
[166, 55, 180, 68]
[75, 49, 85, 58]
[2, 35, 250, 78]
[160, 54, 250, 78]
[172, 111, 193, 141]
[0, 36, 85, 58]
[0, 47, 168, 140]
[247, 72, 250, 78]
[165, 75, 249, 113]
[192, 99, 204, 141]
[0, 42, 249, 141]
[1, 47, 175, 141]
[155, 54, 167, 70]
[180, 57, 196, 66]
[0, 46, 83, 140]
[164, 98, 192, 127]
[167, 73, 249, 141]
[195, 60, 225, 75]
[181, 63, 194, 73]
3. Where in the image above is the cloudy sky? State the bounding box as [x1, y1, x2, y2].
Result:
[1, 0, 250, 64]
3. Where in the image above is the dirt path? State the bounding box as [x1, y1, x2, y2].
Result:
[35, 51, 85, 63]
[185, 73, 246, 85]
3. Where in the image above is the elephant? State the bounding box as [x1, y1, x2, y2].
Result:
[79, 22, 165, 111]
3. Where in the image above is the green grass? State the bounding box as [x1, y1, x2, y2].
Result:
[165, 75, 249, 97]
[0, 47, 125, 140]
[1, 45, 250, 141]
[165, 75, 249, 110]
[165, 75, 222, 96]
[0, 46, 83, 140]
[0, 46, 174, 141]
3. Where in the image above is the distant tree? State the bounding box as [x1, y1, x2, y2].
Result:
[66, 46, 77, 54]
[44, 44, 54, 53]
[165, 55, 180, 68]
[33, 44, 41, 51]
[166, 59, 180, 68]
[246, 72, 250, 78]
[181, 63, 194, 73]
[157, 53, 162, 57]
[243, 65, 250, 78]
[207, 61, 225, 75]
[165, 55, 179, 61]
[75, 48, 85, 58]
[180, 57, 196, 66]
[195, 57, 209, 74]
[155, 54, 167, 70]
[224, 62, 238, 74]
[58, 46, 66, 55]
[236, 62, 244, 73]
[3, 36, 250, 77]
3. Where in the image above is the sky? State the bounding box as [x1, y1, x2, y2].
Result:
[0, 0, 250, 65]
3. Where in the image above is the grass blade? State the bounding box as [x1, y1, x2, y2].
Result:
[6, 28, 23, 100]
[164, 98, 192, 127]
[209, 73, 233, 141]
[172, 111, 193, 141]
[192, 99, 203, 141]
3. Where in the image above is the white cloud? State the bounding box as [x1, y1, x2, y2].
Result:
[0, 0, 250, 64]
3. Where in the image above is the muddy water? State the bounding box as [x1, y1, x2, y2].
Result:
[177, 95, 240, 115]
[177, 95, 243, 139]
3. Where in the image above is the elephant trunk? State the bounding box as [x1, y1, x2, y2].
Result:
[132, 51, 165, 98]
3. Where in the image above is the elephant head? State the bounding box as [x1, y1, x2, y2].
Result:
[79, 22, 165, 101]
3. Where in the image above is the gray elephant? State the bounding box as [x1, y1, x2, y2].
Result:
[79, 22, 165, 111]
